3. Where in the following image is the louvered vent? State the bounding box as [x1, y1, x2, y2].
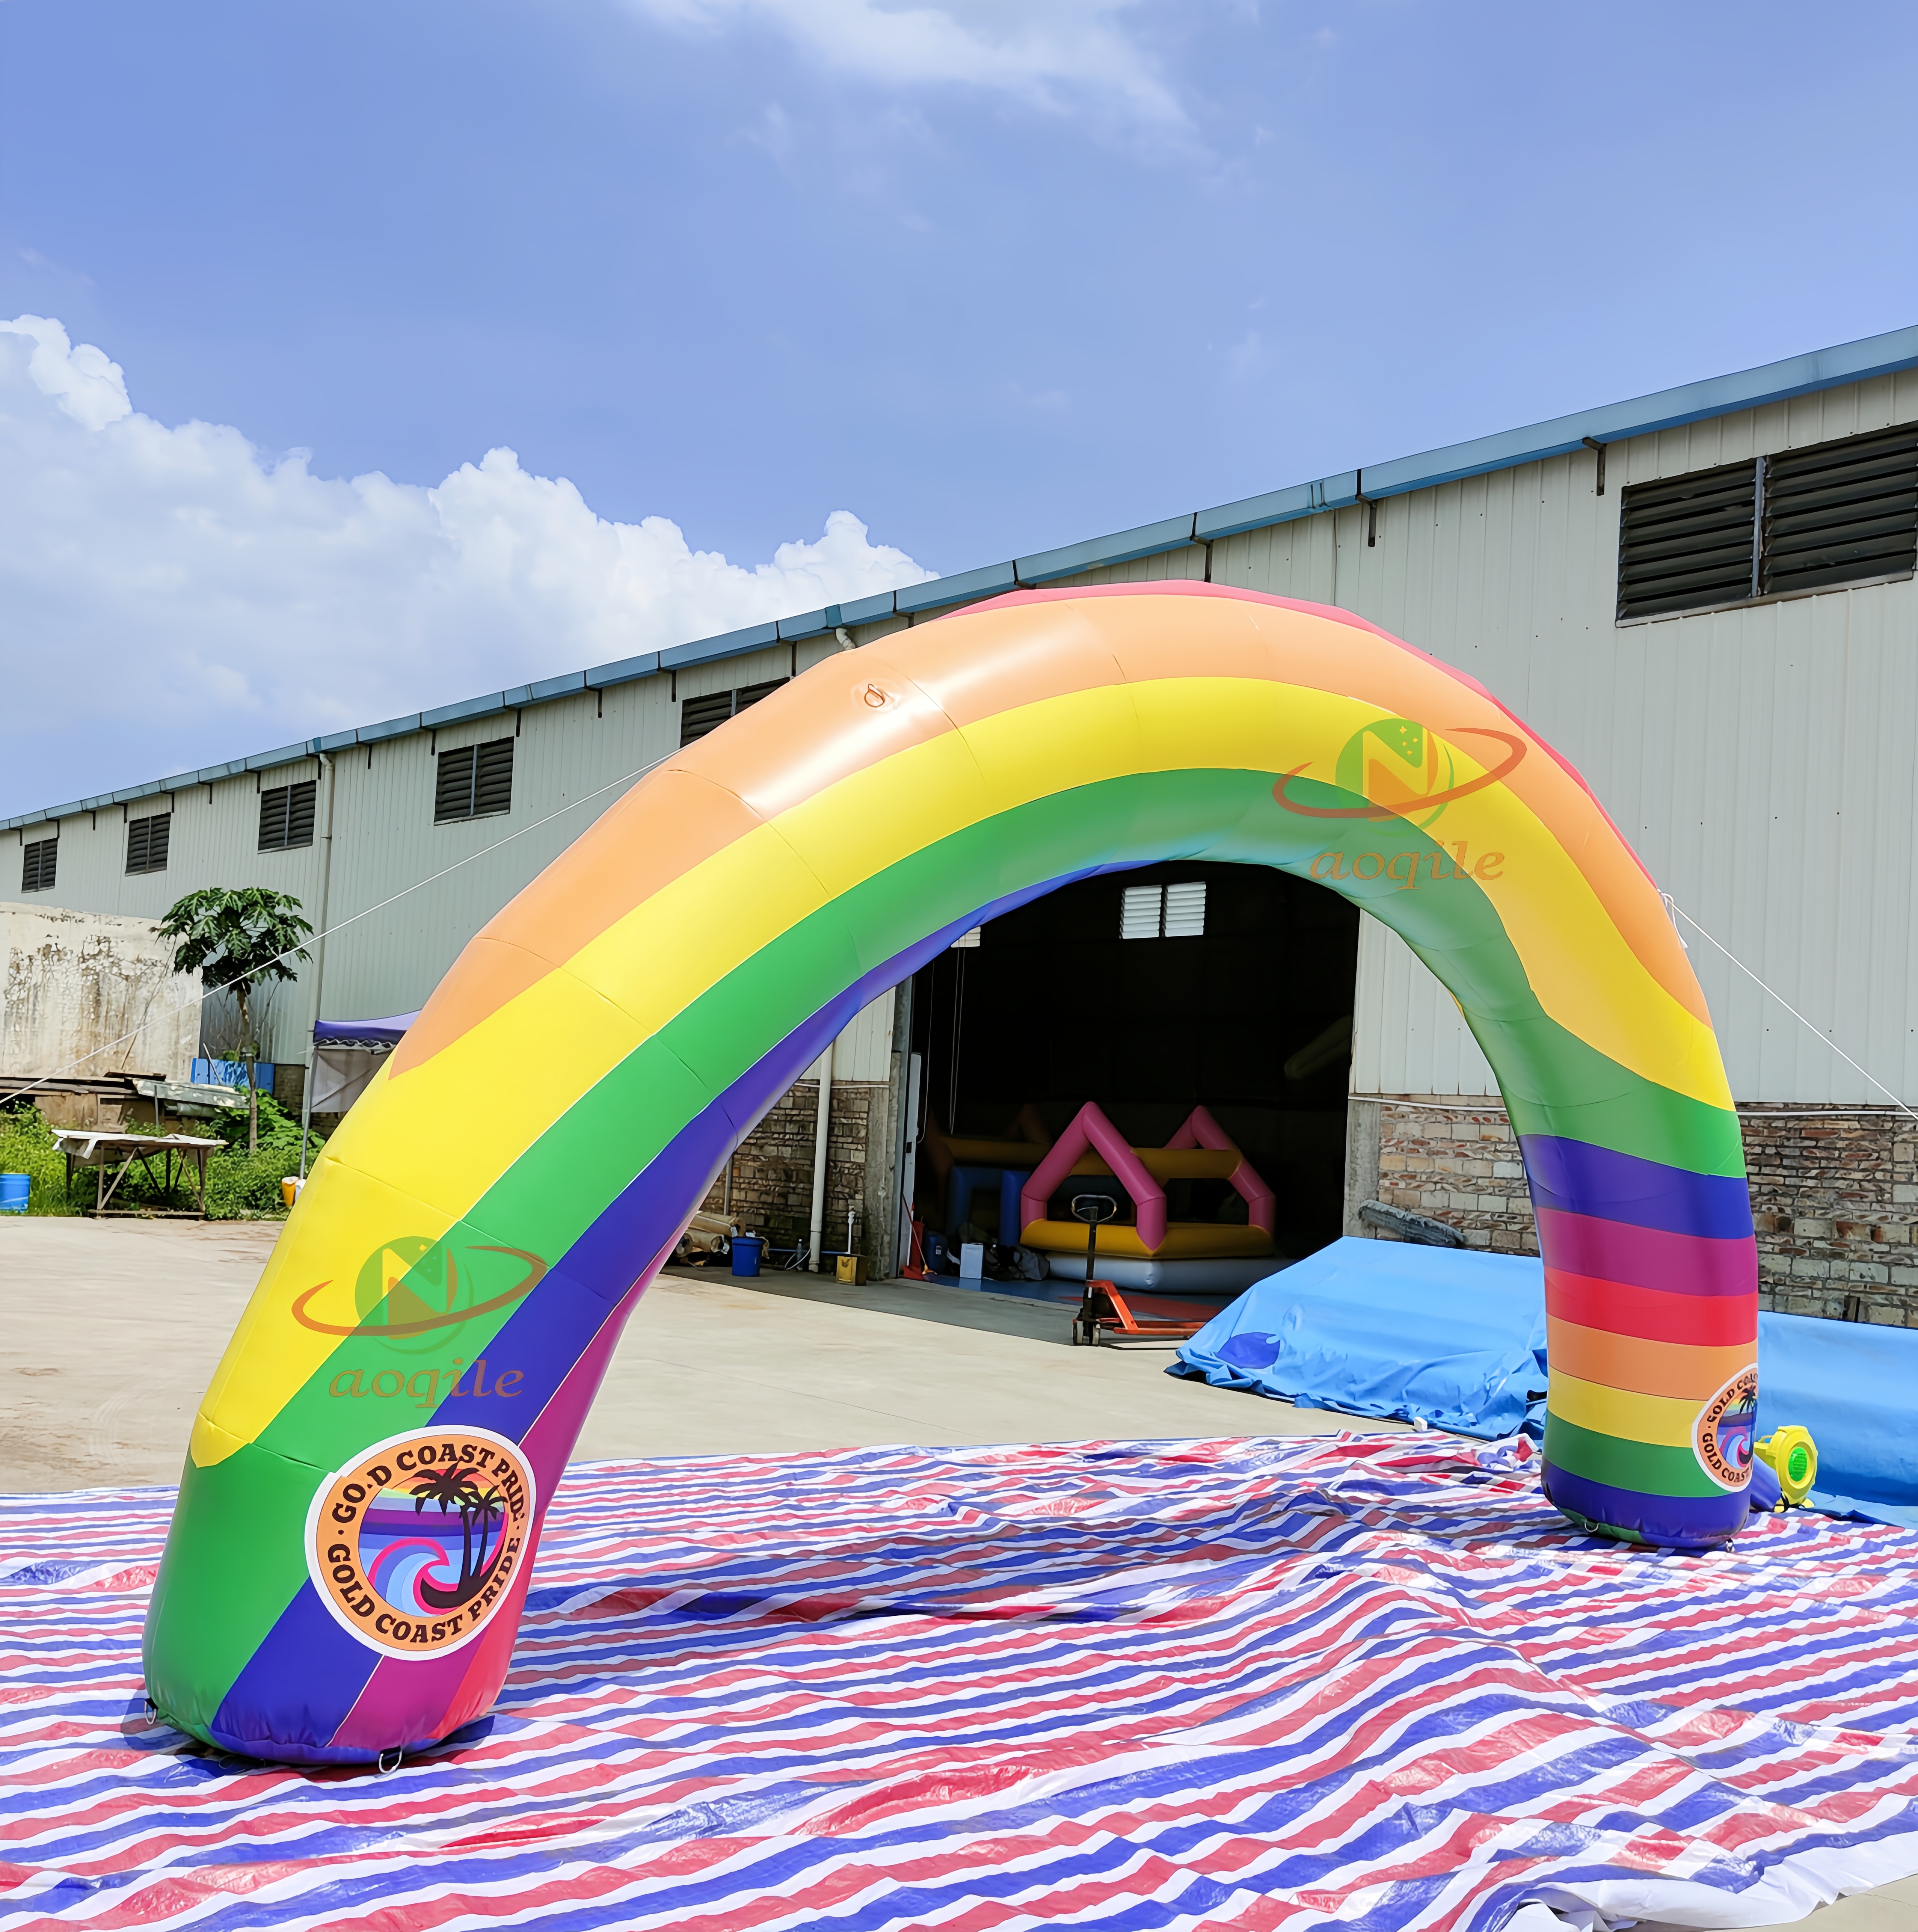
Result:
[1617, 460, 1757, 620]
[21, 836, 56, 894]
[733, 678, 785, 714]
[126, 812, 171, 875]
[1120, 885, 1162, 939]
[679, 677, 789, 748]
[1120, 881, 1210, 939]
[1618, 421, 1918, 621]
[435, 738, 515, 823]
[1162, 880, 1207, 938]
[1762, 422, 1918, 598]
[679, 691, 735, 746]
[258, 779, 318, 851]
[473, 739, 515, 818]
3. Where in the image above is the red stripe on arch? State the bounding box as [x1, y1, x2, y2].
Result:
[1547, 1270, 1758, 1347]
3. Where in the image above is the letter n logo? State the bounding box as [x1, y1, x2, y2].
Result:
[1336, 718, 1455, 830]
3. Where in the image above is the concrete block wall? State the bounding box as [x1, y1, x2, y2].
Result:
[0, 901, 201, 1083]
[1346, 1095, 1918, 1325]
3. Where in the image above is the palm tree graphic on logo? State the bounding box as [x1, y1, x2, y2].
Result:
[409, 1463, 509, 1610]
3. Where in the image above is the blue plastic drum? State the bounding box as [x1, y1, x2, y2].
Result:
[0, 1172, 29, 1214]
[730, 1235, 764, 1278]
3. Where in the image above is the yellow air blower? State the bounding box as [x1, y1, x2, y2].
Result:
[1755, 1427, 1818, 1508]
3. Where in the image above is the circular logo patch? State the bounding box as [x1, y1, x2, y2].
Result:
[1694, 1367, 1759, 1491]
[304, 1427, 536, 1657]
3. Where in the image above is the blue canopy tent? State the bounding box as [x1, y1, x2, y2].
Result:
[301, 1011, 422, 1170]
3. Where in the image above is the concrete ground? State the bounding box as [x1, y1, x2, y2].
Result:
[0, 1217, 1357, 1492]
[3, 1216, 1911, 1931]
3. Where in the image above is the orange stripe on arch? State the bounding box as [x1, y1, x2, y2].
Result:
[393, 586, 1709, 1075]
[1549, 1315, 1754, 1402]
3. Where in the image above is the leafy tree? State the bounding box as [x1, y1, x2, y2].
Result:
[159, 887, 313, 1153]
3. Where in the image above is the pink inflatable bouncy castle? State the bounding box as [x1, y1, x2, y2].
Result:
[1018, 1103, 1277, 1262]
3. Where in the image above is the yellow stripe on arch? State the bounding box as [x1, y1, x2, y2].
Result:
[1549, 1367, 1703, 1449]
[282, 675, 1729, 1318]
[197, 672, 1734, 1460]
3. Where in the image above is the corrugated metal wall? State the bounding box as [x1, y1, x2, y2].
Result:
[6, 640, 840, 1065]
[12, 373, 1915, 1105]
[1062, 372, 1918, 1106]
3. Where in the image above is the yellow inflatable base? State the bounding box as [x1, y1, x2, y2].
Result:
[1019, 1221, 1277, 1261]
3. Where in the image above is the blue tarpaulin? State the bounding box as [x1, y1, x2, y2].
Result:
[1757, 1310, 1918, 1526]
[1172, 1238, 1918, 1517]
[1169, 1237, 1549, 1439]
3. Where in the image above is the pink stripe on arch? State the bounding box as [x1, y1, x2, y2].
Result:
[1536, 1206, 1757, 1300]
[964, 580, 1414, 652]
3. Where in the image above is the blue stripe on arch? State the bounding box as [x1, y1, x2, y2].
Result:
[206, 1579, 379, 1762]
[1542, 1460, 1749, 1550]
[1522, 1135, 1752, 1240]
[448, 866, 1121, 1429]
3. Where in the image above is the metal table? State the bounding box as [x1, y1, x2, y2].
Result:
[53, 1130, 225, 1218]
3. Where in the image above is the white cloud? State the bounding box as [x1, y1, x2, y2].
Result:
[5, 312, 131, 431]
[629, 0, 1184, 124]
[0, 315, 936, 815]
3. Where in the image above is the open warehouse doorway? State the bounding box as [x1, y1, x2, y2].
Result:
[903, 859, 1360, 1284]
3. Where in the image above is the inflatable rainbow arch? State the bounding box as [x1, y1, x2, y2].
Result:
[145, 583, 1758, 1763]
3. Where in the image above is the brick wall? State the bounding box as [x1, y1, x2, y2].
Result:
[1742, 1107, 1918, 1325]
[1346, 1095, 1918, 1325]
[1362, 1100, 1539, 1253]
[699, 1077, 885, 1265]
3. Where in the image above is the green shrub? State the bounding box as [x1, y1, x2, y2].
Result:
[0, 1098, 324, 1219]
[0, 1105, 80, 1216]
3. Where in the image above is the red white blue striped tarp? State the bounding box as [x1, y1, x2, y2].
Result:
[7, 1433, 1918, 1932]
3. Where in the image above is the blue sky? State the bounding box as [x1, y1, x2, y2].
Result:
[2, 0, 1915, 811]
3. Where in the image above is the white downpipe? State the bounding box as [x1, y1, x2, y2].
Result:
[807, 1036, 835, 1271]
[298, 751, 337, 1180]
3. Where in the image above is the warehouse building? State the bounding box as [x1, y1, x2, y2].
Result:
[6, 324, 1918, 1318]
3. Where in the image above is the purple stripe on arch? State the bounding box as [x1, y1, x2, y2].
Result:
[430, 867, 1122, 1432]
[1523, 1135, 1752, 1240]
[1536, 1206, 1757, 1300]
[1542, 1460, 1749, 1551]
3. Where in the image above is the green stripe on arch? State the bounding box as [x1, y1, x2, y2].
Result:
[259, 766, 1738, 1477]
[1545, 1412, 1721, 1498]
[238, 771, 1735, 1608]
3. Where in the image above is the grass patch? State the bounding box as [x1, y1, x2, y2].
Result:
[0, 1094, 326, 1220]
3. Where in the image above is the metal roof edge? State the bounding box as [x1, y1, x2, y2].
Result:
[422, 692, 509, 730]
[660, 620, 779, 672]
[778, 607, 831, 641]
[1197, 473, 1362, 541]
[837, 590, 898, 626]
[244, 742, 315, 774]
[2, 804, 81, 831]
[1360, 323, 1918, 500]
[896, 560, 1017, 614]
[584, 651, 660, 689]
[1016, 514, 1199, 585]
